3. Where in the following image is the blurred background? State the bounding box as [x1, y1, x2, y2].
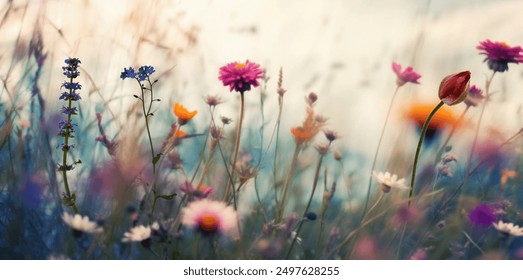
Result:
[1, 0, 522, 159]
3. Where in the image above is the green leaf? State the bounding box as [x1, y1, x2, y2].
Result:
[152, 153, 162, 165]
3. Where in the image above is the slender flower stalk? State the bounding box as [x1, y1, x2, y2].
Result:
[58, 58, 82, 214]
[363, 63, 421, 218]
[276, 143, 302, 224]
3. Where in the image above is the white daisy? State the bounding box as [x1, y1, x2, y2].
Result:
[372, 171, 410, 193]
[62, 213, 102, 234]
[492, 221, 523, 237]
[122, 225, 152, 242]
[181, 199, 239, 239]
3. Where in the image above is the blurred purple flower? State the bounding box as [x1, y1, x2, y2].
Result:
[469, 203, 496, 228]
[391, 62, 421, 87]
[477, 40, 523, 72]
[464, 85, 485, 107]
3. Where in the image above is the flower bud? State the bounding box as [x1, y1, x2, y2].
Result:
[438, 71, 470, 106]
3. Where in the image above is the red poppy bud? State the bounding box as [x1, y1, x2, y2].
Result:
[438, 71, 471, 106]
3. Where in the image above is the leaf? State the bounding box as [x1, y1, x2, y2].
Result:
[152, 153, 162, 165]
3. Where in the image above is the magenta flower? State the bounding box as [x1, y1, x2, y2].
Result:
[477, 40, 523, 72]
[218, 60, 264, 93]
[392, 62, 421, 86]
[464, 85, 485, 107]
[438, 71, 470, 106]
[469, 203, 496, 228]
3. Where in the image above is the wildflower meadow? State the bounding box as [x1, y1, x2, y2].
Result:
[1, 0, 523, 262]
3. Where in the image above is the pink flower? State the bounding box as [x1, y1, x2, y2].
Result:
[218, 60, 264, 93]
[181, 199, 239, 239]
[464, 85, 485, 107]
[477, 40, 523, 72]
[438, 71, 470, 106]
[392, 62, 421, 86]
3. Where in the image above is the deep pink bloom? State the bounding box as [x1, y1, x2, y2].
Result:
[392, 62, 421, 86]
[477, 40, 523, 72]
[218, 60, 264, 93]
[464, 85, 484, 107]
[469, 203, 496, 228]
[438, 71, 470, 106]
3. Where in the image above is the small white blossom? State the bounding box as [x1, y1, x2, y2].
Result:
[372, 171, 410, 193]
[62, 213, 102, 233]
[122, 225, 152, 242]
[493, 221, 523, 237]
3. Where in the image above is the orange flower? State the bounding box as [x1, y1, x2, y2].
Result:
[405, 103, 460, 131]
[173, 103, 197, 125]
[175, 130, 186, 138]
[290, 108, 325, 145]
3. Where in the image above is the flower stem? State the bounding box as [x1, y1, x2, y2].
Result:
[223, 92, 245, 209]
[286, 153, 325, 259]
[138, 79, 156, 174]
[275, 143, 301, 223]
[61, 77, 78, 214]
[362, 86, 399, 220]
[408, 101, 444, 206]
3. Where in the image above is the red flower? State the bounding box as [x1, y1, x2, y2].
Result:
[218, 60, 264, 93]
[392, 62, 421, 86]
[438, 71, 470, 106]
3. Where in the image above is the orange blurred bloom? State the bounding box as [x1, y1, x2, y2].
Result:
[175, 130, 186, 138]
[405, 103, 460, 131]
[173, 103, 197, 124]
[290, 108, 325, 145]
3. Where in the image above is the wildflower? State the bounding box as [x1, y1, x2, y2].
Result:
[477, 40, 523, 72]
[290, 108, 326, 145]
[306, 92, 318, 106]
[323, 130, 338, 142]
[500, 169, 518, 189]
[180, 182, 213, 199]
[220, 116, 232, 125]
[62, 213, 102, 236]
[305, 212, 317, 221]
[122, 225, 152, 244]
[62, 58, 81, 78]
[405, 103, 460, 140]
[333, 150, 342, 161]
[438, 71, 470, 106]
[181, 199, 239, 238]
[464, 85, 485, 107]
[205, 95, 223, 107]
[173, 103, 197, 125]
[137, 65, 155, 81]
[120, 67, 135, 80]
[372, 171, 409, 193]
[469, 203, 496, 228]
[218, 60, 264, 93]
[392, 62, 421, 86]
[492, 221, 523, 236]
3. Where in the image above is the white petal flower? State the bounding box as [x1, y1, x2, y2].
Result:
[493, 221, 523, 237]
[181, 199, 239, 239]
[62, 213, 102, 233]
[372, 171, 410, 193]
[122, 225, 152, 242]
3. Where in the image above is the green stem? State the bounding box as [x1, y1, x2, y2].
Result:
[286, 153, 325, 259]
[408, 101, 444, 206]
[223, 92, 245, 210]
[275, 143, 301, 223]
[61, 76, 79, 214]
[138, 79, 156, 174]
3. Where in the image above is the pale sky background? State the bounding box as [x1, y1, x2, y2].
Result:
[1, 0, 522, 171]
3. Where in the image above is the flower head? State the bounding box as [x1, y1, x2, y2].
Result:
[438, 71, 470, 106]
[218, 60, 264, 93]
[62, 213, 102, 235]
[173, 103, 197, 125]
[120, 67, 136, 80]
[181, 199, 239, 239]
[464, 85, 485, 107]
[477, 40, 523, 72]
[492, 221, 523, 236]
[372, 171, 409, 193]
[392, 62, 421, 86]
[63, 58, 81, 78]
[122, 225, 152, 242]
[290, 108, 326, 145]
[469, 203, 496, 228]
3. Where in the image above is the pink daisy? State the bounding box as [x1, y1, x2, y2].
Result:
[477, 40, 523, 72]
[391, 62, 421, 86]
[218, 60, 264, 93]
[181, 199, 239, 239]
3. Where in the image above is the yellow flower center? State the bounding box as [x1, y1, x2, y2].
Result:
[199, 213, 219, 233]
[235, 63, 246, 69]
[499, 41, 510, 47]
